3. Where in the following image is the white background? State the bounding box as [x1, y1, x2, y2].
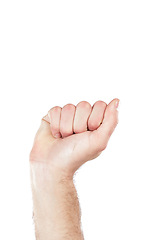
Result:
[0, 1, 160, 239]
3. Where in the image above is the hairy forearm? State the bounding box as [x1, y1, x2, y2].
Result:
[30, 163, 84, 240]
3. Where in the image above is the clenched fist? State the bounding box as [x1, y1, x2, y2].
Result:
[29, 98, 119, 180]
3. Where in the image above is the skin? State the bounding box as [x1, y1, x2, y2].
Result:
[29, 98, 119, 240]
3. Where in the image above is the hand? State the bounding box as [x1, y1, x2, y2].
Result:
[29, 99, 119, 180]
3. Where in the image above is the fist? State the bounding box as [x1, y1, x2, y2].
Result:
[29, 99, 119, 180]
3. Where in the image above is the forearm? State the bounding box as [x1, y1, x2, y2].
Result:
[30, 164, 84, 240]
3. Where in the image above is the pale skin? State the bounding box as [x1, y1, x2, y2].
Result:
[29, 98, 119, 240]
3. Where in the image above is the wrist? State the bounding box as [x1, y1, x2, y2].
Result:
[30, 160, 74, 189]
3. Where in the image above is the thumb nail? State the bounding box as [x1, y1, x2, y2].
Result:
[42, 114, 50, 123]
[115, 99, 120, 109]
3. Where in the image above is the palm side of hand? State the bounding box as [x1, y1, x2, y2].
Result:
[29, 99, 119, 178]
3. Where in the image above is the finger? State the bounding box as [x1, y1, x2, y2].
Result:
[60, 104, 76, 138]
[48, 106, 62, 138]
[89, 98, 119, 153]
[73, 101, 92, 133]
[88, 100, 107, 131]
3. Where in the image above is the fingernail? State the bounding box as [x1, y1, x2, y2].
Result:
[54, 133, 61, 138]
[115, 99, 120, 109]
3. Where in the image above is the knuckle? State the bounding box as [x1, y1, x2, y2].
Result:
[114, 115, 119, 126]
[101, 140, 108, 151]
[110, 111, 119, 126]
[108, 128, 113, 138]
[97, 142, 107, 152]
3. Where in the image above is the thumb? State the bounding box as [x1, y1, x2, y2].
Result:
[90, 98, 119, 153]
[42, 114, 50, 124]
[34, 114, 52, 141]
[29, 114, 53, 162]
